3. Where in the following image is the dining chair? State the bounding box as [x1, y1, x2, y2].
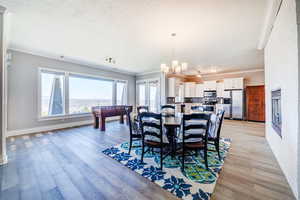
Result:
[161, 105, 176, 116]
[137, 106, 149, 115]
[191, 105, 204, 112]
[181, 113, 212, 171]
[139, 112, 169, 170]
[208, 110, 225, 160]
[125, 107, 142, 154]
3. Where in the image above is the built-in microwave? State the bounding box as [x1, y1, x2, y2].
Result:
[203, 90, 217, 98]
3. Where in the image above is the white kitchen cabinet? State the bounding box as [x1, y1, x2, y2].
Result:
[224, 78, 244, 90]
[168, 77, 182, 97]
[203, 81, 217, 91]
[216, 82, 224, 97]
[195, 84, 204, 97]
[184, 82, 196, 97]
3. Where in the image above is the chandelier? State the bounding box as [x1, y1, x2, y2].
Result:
[160, 33, 188, 74]
[160, 61, 188, 74]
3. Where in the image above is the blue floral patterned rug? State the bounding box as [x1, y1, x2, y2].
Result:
[102, 138, 231, 200]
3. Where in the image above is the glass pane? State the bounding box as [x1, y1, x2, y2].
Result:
[149, 84, 158, 112]
[138, 84, 146, 106]
[41, 72, 65, 117]
[69, 76, 113, 114]
[116, 82, 127, 105]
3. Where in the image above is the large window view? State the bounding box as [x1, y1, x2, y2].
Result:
[69, 75, 113, 114]
[41, 71, 65, 117]
[39, 69, 127, 118]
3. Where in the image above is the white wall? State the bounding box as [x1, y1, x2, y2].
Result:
[265, 0, 298, 197]
[7, 50, 136, 134]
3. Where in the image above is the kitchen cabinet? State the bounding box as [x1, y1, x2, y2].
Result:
[184, 82, 196, 97]
[203, 81, 217, 91]
[216, 82, 224, 97]
[195, 84, 204, 97]
[168, 77, 181, 97]
[224, 78, 244, 90]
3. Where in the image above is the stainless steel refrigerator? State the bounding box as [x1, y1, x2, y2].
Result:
[223, 89, 244, 120]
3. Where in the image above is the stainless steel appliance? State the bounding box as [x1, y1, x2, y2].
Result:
[203, 90, 217, 98]
[223, 89, 244, 120]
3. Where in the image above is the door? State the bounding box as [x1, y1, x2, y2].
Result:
[246, 85, 265, 122]
[232, 90, 243, 119]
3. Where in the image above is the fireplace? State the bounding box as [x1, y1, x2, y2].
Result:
[271, 89, 282, 137]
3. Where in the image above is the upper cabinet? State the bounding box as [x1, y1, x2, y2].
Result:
[224, 78, 244, 90]
[184, 82, 196, 97]
[195, 84, 204, 97]
[203, 81, 217, 91]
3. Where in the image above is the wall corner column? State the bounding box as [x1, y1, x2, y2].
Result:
[0, 5, 7, 165]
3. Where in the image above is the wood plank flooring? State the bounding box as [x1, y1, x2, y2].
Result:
[1, 120, 296, 200]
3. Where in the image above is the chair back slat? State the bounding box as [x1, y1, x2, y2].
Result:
[185, 124, 207, 130]
[142, 121, 161, 130]
[161, 105, 175, 110]
[143, 131, 160, 138]
[183, 113, 211, 121]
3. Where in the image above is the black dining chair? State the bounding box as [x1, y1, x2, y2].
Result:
[125, 107, 142, 154]
[161, 105, 176, 116]
[181, 113, 212, 171]
[135, 105, 149, 127]
[139, 112, 169, 170]
[191, 105, 204, 112]
[137, 106, 149, 115]
[208, 110, 225, 161]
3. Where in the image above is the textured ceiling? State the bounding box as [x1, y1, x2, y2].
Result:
[1, 0, 267, 74]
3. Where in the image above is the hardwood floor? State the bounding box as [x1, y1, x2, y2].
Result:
[1, 120, 295, 200]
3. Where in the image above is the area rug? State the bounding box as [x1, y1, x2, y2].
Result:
[102, 138, 231, 200]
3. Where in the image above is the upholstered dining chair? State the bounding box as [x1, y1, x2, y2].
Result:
[181, 113, 212, 171]
[139, 112, 169, 170]
[125, 107, 141, 154]
[208, 110, 225, 161]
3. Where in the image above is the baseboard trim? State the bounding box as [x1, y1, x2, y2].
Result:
[6, 120, 94, 137]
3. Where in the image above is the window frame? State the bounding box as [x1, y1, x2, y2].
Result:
[38, 67, 128, 121]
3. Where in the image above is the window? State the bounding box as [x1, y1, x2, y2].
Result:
[116, 81, 127, 105]
[39, 68, 128, 119]
[136, 79, 160, 111]
[69, 75, 113, 114]
[149, 81, 159, 112]
[41, 71, 65, 117]
[138, 83, 146, 106]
